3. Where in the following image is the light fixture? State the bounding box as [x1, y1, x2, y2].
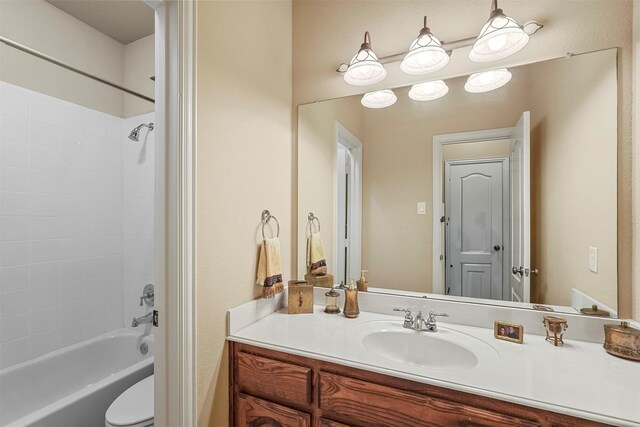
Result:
[464, 68, 512, 93]
[361, 90, 397, 109]
[469, 0, 529, 63]
[408, 80, 449, 101]
[344, 31, 387, 86]
[401, 16, 450, 75]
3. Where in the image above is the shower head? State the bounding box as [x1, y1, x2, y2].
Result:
[129, 122, 154, 141]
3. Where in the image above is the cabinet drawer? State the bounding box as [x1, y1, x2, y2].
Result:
[236, 393, 310, 427]
[319, 372, 539, 427]
[237, 351, 312, 407]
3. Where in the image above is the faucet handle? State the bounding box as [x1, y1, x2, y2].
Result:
[429, 310, 448, 316]
[139, 284, 155, 307]
[427, 311, 449, 322]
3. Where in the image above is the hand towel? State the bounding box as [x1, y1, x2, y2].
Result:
[256, 237, 284, 298]
[306, 232, 327, 276]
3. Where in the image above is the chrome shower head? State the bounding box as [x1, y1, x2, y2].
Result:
[128, 122, 154, 141]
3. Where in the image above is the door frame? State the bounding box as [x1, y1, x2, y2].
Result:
[444, 157, 510, 299]
[333, 121, 362, 286]
[145, 1, 197, 426]
[432, 127, 512, 295]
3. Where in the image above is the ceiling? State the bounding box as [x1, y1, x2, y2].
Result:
[45, 0, 154, 45]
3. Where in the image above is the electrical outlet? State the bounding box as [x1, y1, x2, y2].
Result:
[589, 246, 598, 274]
[417, 202, 426, 215]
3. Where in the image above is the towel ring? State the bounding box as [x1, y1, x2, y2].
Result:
[308, 212, 321, 233]
[261, 210, 280, 239]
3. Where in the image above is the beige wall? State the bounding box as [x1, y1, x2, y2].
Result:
[528, 50, 618, 309]
[195, 2, 292, 426]
[297, 97, 362, 278]
[0, 0, 154, 118]
[124, 34, 155, 118]
[0, 0, 125, 116]
[634, 0, 640, 321]
[442, 140, 511, 165]
[293, 0, 633, 318]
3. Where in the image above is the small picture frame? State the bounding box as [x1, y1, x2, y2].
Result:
[494, 321, 524, 343]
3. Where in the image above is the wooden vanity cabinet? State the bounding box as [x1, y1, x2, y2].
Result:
[229, 342, 608, 427]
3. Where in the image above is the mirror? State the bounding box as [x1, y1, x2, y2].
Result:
[298, 49, 618, 317]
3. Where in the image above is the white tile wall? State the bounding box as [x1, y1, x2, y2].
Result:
[0, 82, 156, 369]
[122, 113, 156, 329]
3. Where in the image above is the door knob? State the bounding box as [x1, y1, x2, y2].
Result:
[493, 245, 501, 251]
[512, 266, 524, 276]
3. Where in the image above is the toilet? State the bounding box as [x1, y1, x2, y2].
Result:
[105, 375, 154, 427]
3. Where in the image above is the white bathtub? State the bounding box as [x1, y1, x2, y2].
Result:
[0, 329, 153, 427]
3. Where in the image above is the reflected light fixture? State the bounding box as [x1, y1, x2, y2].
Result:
[361, 90, 397, 108]
[344, 31, 387, 86]
[401, 16, 450, 75]
[464, 68, 512, 93]
[408, 80, 449, 101]
[469, 0, 529, 63]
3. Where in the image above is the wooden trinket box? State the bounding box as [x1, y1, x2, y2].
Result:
[288, 280, 314, 314]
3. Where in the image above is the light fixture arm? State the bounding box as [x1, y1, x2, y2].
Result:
[336, 19, 543, 73]
[361, 31, 372, 51]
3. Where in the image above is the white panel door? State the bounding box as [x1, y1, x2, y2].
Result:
[509, 111, 531, 302]
[446, 160, 507, 300]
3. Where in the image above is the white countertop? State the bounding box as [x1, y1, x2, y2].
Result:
[228, 306, 640, 426]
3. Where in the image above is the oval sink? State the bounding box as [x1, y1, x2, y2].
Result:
[361, 330, 478, 370]
[351, 320, 498, 371]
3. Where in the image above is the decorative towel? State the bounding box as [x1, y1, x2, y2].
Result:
[306, 232, 327, 276]
[256, 237, 284, 298]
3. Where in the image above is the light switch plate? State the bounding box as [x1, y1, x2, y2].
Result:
[417, 202, 426, 215]
[589, 246, 598, 273]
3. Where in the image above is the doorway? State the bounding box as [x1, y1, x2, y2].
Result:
[334, 122, 362, 286]
[432, 111, 531, 303]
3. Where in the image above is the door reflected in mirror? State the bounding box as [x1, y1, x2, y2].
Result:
[298, 49, 618, 317]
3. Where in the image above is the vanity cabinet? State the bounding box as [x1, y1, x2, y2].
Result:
[229, 342, 607, 427]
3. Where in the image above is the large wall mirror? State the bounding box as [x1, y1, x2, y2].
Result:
[298, 48, 618, 317]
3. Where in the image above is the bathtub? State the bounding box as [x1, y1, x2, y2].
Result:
[0, 329, 153, 427]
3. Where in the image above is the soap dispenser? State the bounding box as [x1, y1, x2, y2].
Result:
[357, 270, 368, 292]
[343, 278, 360, 318]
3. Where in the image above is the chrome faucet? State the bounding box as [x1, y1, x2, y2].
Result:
[393, 308, 449, 332]
[131, 312, 154, 327]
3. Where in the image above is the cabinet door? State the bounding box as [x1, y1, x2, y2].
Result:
[237, 351, 312, 407]
[236, 394, 310, 427]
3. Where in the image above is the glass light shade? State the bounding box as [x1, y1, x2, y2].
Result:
[361, 90, 397, 109]
[401, 31, 449, 75]
[408, 80, 449, 101]
[344, 33, 387, 86]
[464, 68, 512, 93]
[469, 10, 529, 62]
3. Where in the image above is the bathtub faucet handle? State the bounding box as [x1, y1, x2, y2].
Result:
[139, 284, 155, 307]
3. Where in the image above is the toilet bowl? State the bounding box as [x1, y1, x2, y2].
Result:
[105, 375, 154, 427]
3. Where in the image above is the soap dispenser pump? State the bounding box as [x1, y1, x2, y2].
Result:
[357, 270, 368, 292]
[343, 278, 360, 318]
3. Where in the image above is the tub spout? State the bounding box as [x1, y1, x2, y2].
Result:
[131, 312, 153, 327]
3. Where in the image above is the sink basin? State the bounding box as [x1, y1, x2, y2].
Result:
[362, 330, 478, 370]
[352, 321, 497, 371]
